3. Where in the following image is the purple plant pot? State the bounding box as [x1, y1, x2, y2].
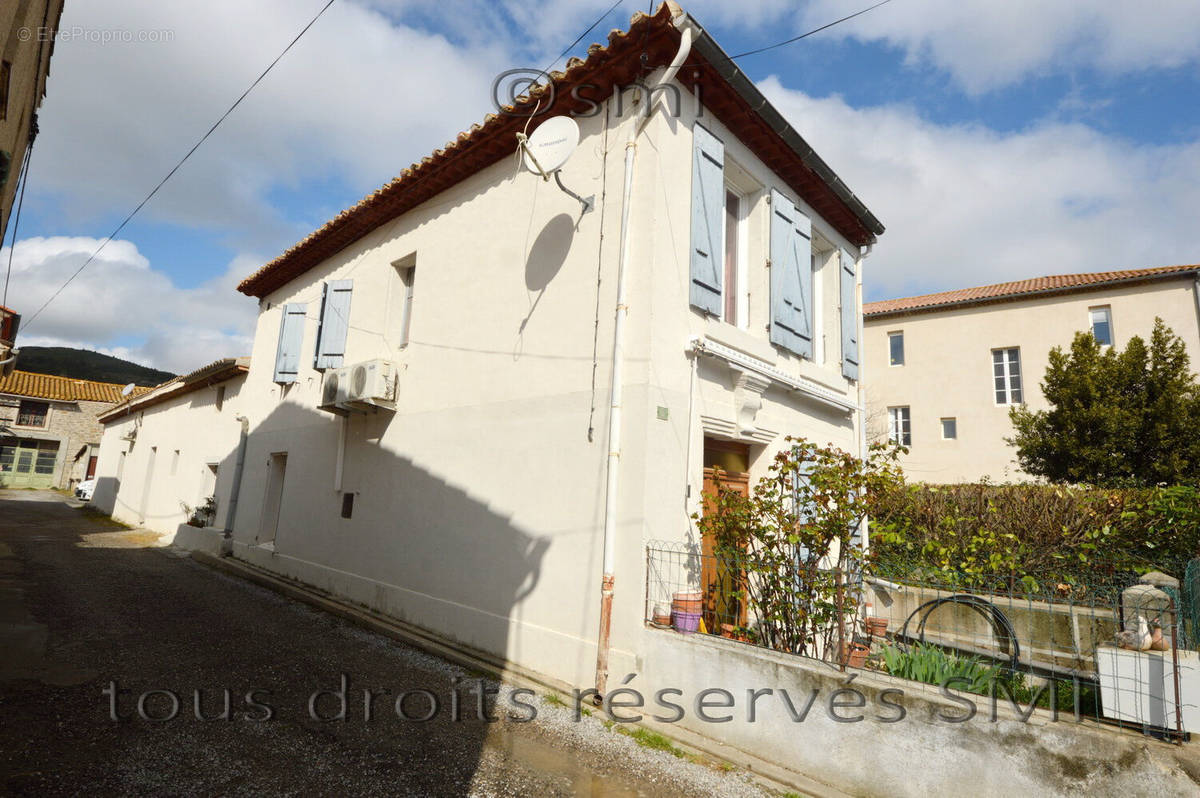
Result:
[672, 611, 701, 634]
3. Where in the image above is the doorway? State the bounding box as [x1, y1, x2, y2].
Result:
[259, 452, 288, 545]
[700, 438, 751, 634]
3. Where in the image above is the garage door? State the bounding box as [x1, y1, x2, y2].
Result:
[0, 438, 60, 489]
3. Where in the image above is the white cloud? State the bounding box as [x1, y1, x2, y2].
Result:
[33, 0, 511, 251]
[758, 78, 1200, 299]
[4, 237, 257, 374]
[802, 0, 1200, 93]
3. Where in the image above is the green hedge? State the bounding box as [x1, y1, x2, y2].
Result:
[868, 482, 1200, 589]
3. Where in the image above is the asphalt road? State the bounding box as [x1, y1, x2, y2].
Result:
[0, 490, 769, 797]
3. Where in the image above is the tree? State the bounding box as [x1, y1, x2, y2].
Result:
[1008, 318, 1200, 487]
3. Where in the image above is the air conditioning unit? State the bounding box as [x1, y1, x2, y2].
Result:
[341, 359, 398, 411]
[318, 366, 352, 415]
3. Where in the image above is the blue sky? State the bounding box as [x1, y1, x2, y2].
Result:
[5, 0, 1200, 370]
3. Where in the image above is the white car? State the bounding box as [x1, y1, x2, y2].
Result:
[74, 479, 96, 501]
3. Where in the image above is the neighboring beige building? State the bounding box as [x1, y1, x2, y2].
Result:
[864, 264, 1200, 483]
[93, 358, 248, 531]
[0, 369, 144, 489]
[1, 0, 64, 241]
[92, 4, 883, 696]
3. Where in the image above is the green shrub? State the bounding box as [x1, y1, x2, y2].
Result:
[869, 481, 1199, 589]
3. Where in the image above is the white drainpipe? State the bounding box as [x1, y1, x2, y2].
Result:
[594, 11, 694, 700]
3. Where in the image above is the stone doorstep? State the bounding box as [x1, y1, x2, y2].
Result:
[186, 549, 845, 798]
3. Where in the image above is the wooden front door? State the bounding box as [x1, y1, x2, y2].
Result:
[700, 438, 752, 634]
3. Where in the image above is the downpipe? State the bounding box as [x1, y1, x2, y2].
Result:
[221, 414, 250, 553]
[594, 13, 694, 702]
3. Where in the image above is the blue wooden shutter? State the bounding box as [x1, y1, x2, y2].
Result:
[273, 303, 306, 383]
[840, 249, 859, 380]
[314, 279, 353, 369]
[689, 124, 724, 315]
[769, 191, 813, 358]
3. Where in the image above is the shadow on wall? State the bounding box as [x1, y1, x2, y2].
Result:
[0, 495, 517, 794]
[202, 399, 552, 684]
[519, 211, 576, 337]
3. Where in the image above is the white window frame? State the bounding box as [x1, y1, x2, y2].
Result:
[719, 182, 752, 330]
[992, 347, 1023, 405]
[1089, 305, 1113, 347]
[940, 417, 957, 440]
[811, 251, 824, 365]
[888, 331, 905, 366]
[888, 406, 911, 446]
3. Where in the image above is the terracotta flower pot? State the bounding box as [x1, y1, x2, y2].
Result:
[864, 616, 888, 638]
[841, 641, 870, 669]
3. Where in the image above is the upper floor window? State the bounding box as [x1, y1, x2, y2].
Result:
[16, 400, 48, 427]
[888, 331, 904, 366]
[723, 187, 741, 326]
[888, 406, 911, 446]
[993, 347, 1023, 404]
[1090, 306, 1112, 346]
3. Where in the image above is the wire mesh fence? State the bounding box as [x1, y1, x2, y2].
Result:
[646, 540, 1198, 741]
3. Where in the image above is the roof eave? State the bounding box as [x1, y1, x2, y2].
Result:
[681, 15, 884, 243]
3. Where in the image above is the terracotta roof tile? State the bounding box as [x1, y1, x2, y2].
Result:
[0, 370, 153, 403]
[864, 264, 1200, 318]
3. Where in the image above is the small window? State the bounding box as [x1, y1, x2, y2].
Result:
[888, 406, 911, 446]
[215, 385, 226, 411]
[1090, 306, 1112, 346]
[888, 331, 904, 366]
[723, 188, 740, 326]
[992, 348, 1023, 405]
[941, 418, 957, 440]
[0, 61, 11, 122]
[170, 450, 180, 476]
[16, 400, 49, 427]
[341, 492, 354, 519]
[393, 258, 416, 348]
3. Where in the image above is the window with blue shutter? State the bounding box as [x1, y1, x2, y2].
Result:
[840, 249, 859, 380]
[689, 124, 725, 315]
[314, 279, 353, 369]
[769, 190, 813, 358]
[273, 303, 306, 383]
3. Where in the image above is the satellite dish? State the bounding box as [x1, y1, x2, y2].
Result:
[522, 116, 580, 176]
[121, 383, 135, 397]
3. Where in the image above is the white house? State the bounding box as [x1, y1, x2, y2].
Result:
[93, 3, 883, 697]
[92, 357, 249, 531]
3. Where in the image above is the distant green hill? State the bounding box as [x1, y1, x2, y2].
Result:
[16, 347, 174, 387]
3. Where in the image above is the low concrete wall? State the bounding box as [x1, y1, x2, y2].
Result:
[866, 577, 1119, 674]
[636, 628, 1200, 796]
[169, 524, 227, 557]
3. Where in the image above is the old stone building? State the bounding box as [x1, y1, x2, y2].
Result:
[0, 370, 148, 489]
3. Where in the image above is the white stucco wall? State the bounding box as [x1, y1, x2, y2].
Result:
[92, 375, 248, 535]
[863, 275, 1200, 483]
[116, 73, 869, 692]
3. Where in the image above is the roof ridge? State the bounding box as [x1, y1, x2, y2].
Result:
[865, 263, 1200, 317]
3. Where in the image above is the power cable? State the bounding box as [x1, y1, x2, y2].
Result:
[21, 0, 339, 330]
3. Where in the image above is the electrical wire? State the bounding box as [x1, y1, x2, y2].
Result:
[541, 0, 625, 78]
[21, 0, 339, 331]
[724, 0, 895, 61]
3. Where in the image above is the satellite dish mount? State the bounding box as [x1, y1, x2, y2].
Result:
[517, 116, 593, 219]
